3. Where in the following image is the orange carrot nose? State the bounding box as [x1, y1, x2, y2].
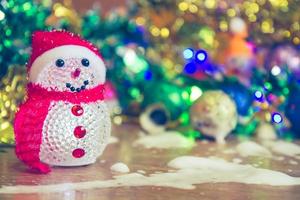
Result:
[71, 68, 81, 79]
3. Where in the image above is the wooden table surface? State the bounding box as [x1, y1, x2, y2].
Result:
[0, 123, 300, 200]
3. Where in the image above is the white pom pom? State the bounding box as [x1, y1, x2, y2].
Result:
[230, 17, 246, 34]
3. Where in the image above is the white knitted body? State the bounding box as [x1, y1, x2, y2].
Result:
[39, 100, 110, 166]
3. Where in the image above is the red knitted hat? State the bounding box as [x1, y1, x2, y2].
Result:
[28, 30, 103, 70]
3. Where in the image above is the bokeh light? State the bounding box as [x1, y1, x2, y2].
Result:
[183, 48, 194, 60]
[272, 113, 283, 123]
[195, 50, 208, 63]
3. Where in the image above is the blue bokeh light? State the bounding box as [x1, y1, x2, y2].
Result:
[144, 70, 153, 80]
[195, 50, 208, 63]
[254, 90, 263, 101]
[183, 48, 194, 60]
[272, 112, 283, 123]
[184, 62, 197, 74]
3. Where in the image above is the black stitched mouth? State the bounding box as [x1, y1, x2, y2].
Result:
[66, 80, 89, 92]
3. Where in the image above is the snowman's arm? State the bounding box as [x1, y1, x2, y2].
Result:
[14, 100, 51, 173]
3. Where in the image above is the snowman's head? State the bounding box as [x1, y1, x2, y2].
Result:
[28, 30, 106, 92]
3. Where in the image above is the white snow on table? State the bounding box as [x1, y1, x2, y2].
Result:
[110, 162, 130, 173]
[1, 156, 300, 194]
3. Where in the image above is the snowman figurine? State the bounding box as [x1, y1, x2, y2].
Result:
[14, 30, 111, 173]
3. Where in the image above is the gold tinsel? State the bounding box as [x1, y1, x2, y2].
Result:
[133, 0, 300, 77]
[46, 0, 82, 33]
[0, 67, 27, 144]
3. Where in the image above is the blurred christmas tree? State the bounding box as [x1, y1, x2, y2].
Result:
[0, 0, 51, 78]
[131, 0, 300, 77]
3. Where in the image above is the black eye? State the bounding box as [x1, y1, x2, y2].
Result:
[55, 59, 64, 67]
[81, 58, 89, 67]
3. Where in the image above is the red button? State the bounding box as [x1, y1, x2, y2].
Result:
[74, 126, 86, 138]
[72, 148, 85, 158]
[71, 105, 83, 116]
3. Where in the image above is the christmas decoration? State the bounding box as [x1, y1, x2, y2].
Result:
[131, 0, 300, 81]
[0, 67, 26, 144]
[265, 45, 300, 79]
[190, 90, 238, 143]
[250, 59, 294, 139]
[182, 48, 220, 80]
[251, 82, 287, 138]
[14, 30, 111, 173]
[142, 81, 190, 122]
[221, 79, 253, 116]
[139, 104, 169, 134]
[46, 0, 82, 32]
[0, 0, 51, 78]
[218, 17, 255, 85]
